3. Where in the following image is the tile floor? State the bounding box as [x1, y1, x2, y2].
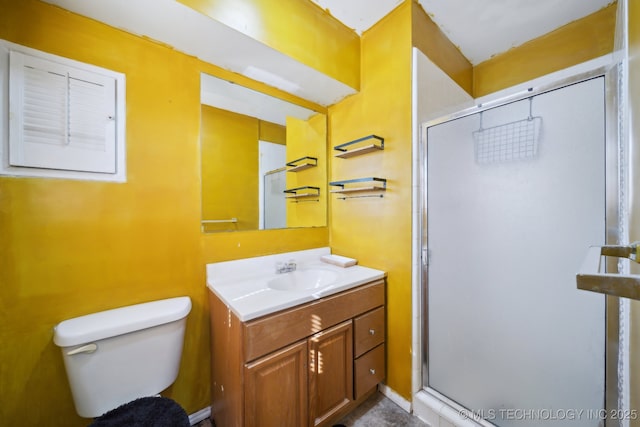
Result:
[334, 392, 427, 427]
[196, 392, 427, 427]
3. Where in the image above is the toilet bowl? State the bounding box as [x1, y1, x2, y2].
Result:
[53, 296, 192, 419]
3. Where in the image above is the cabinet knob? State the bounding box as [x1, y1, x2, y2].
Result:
[369, 328, 375, 335]
[369, 368, 376, 375]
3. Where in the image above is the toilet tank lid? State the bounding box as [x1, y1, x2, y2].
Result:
[53, 296, 192, 347]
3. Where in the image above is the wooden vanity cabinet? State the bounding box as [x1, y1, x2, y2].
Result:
[353, 306, 386, 399]
[244, 340, 309, 427]
[308, 320, 353, 426]
[209, 279, 385, 427]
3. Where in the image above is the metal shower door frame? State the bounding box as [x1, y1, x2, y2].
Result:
[418, 63, 624, 427]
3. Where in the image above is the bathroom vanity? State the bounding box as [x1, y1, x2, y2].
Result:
[206, 248, 386, 427]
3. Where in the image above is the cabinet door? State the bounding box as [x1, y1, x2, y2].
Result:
[244, 340, 308, 427]
[308, 320, 353, 427]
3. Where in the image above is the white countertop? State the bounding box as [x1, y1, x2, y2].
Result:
[206, 248, 385, 321]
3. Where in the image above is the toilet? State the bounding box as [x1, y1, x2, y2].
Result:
[53, 296, 192, 420]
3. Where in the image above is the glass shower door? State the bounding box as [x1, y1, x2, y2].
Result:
[425, 77, 606, 426]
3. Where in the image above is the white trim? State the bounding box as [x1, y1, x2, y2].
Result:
[615, 2, 631, 424]
[188, 406, 211, 425]
[0, 39, 126, 182]
[410, 47, 423, 399]
[378, 383, 412, 413]
[414, 390, 488, 427]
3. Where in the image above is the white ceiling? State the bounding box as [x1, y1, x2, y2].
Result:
[311, 0, 614, 65]
[201, 73, 316, 125]
[43, 0, 356, 107]
[43, 0, 615, 110]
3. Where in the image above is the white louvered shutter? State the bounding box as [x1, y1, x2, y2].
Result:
[9, 50, 117, 173]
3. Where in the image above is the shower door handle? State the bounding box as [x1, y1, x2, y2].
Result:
[422, 248, 430, 267]
[576, 243, 640, 300]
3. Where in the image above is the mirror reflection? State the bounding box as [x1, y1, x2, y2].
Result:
[200, 73, 327, 233]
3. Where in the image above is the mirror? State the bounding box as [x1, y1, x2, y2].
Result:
[200, 73, 327, 233]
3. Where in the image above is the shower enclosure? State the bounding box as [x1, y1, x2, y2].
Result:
[420, 69, 622, 426]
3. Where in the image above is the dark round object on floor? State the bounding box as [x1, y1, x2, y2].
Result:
[88, 396, 190, 427]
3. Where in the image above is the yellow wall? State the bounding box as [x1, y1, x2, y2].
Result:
[178, 0, 360, 90]
[334, 0, 621, 408]
[201, 106, 285, 232]
[411, 2, 617, 100]
[285, 114, 328, 228]
[412, 1, 473, 94]
[473, 3, 617, 97]
[0, 0, 627, 423]
[0, 1, 329, 425]
[329, 2, 414, 399]
[628, 0, 640, 424]
[0, 2, 205, 423]
[259, 120, 286, 144]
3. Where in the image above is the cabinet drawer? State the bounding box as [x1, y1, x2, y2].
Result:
[354, 344, 385, 399]
[244, 280, 385, 362]
[353, 307, 384, 357]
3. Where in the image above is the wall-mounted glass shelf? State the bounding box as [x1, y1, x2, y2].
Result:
[286, 156, 318, 172]
[329, 177, 387, 194]
[284, 186, 320, 199]
[201, 218, 238, 233]
[334, 135, 384, 159]
[202, 218, 238, 224]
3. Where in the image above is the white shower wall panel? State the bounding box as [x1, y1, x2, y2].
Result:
[425, 77, 606, 426]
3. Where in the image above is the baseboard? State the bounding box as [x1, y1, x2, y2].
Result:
[190, 389, 408, 424]
[414, 390, 485, 427]
[378, 383, 412, 413]
[189, 406, 211, 425]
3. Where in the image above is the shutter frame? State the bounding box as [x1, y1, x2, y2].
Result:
[8, 50, 117, 174]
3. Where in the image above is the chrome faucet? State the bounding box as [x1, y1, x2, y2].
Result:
[276, 259, 297, 274]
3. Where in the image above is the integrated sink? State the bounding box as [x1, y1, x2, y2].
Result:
[268, 268, 338, 292]
[207, 247, 386, 320]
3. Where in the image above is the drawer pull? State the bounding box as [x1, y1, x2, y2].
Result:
[369, 329, 375, 335]
[369, 368, 376, 375]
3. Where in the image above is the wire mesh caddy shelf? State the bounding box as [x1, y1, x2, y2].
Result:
[472, 97, 542, 164]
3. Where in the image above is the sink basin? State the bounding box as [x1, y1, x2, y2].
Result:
[268, 268, 338, 292]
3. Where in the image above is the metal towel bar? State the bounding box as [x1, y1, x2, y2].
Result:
[576, 243, 640, 300]
[601, 243, 638, 260]
[202, 218, 238, 224]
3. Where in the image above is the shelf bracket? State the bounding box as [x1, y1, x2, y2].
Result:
[286, 156, 318, 172]
[334, 135, 384, 159]
[329, 177, 387, 195]
[284, 186, 320, 199]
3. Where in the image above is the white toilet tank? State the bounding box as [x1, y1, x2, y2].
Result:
[53, 296, 192, 418]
